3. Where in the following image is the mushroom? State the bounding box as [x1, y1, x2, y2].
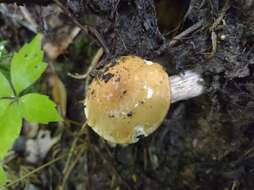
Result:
[84, 55, 204, 144]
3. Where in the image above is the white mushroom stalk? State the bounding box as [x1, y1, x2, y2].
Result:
[170, 70, 204, 103]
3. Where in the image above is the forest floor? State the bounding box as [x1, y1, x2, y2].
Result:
[0, 0, 254, 189]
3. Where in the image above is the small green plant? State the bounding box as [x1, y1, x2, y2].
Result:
[0, 40, 10, 74]
[0, 34, 62, 185]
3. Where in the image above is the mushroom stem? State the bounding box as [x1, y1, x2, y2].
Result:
[170, 70, 205, 103]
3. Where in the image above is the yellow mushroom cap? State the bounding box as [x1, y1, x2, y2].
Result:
[84, 55, 171, 144]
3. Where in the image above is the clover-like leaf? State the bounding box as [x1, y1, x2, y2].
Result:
[11, 34, 47, 95]
[0, 72, 13, 98]
[0, 99, 12, 118]
[0, 100, 14, 182]
[0, 101, 22, 161]
[20, 93, 62, 124]
[0, 101, 22, 186]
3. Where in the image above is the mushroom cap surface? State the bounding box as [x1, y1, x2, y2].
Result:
[84, 55, 171, 144]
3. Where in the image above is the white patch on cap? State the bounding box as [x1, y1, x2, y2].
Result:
[144, 85, 154, 99]
[84, 99, 88, 118]
[144, 60, 154, 65]
[147, 87, 153, 99]
[133, 125, 147, 142]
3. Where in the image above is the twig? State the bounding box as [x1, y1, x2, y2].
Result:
[52, 0, 110, 55]
[93, 144, 132, 190]
[68, 48, 104, 79]
[207, 0, 230, 58]
[62, 122, 87, 185]
[63, 123, 87, 171]
[209, 0, 230, 31]
[154, 20, 204, 64]
[0, 0, 51, 5]
[19, 6, 38, 30]
[61, 146, 86, 189]
[169, 20, 204, 47]
[0, 4, 37, 32]
[3, 154, 65, 188]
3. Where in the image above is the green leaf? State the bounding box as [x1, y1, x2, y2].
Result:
[0, 101, 22, 160]
[11, 34, 47, 95]
[0, 40, 7, 59]
[0, 166, 7, 186]
[20, 93, 62, 124]
[0, 72, 13, 98]
[0, 101, 21, 186]
[0, 99, 11, 118]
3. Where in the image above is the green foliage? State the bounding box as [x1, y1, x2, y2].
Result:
[0, 167, 6, 186]
[0, 102, 22, 160]
[11, 35, 47, 95]
[0, 41, 7, 59]
[20, 93, 62, 124]
[0, 34, 62, 186]
[0, 72, 13, 98]
[0, 41, 11, 77]
[72, 36, 96, 60]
